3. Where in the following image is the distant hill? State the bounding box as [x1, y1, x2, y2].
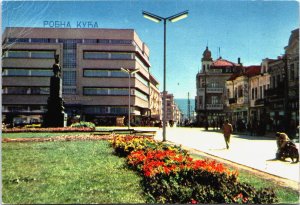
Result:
[174, 98, 195, 118]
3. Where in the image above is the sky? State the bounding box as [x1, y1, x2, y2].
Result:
[1, 0, 299, 98]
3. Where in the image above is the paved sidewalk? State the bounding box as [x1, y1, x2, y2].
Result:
[152, 127, 300, 183]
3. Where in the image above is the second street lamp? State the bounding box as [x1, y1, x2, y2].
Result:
[142, 10, 188, 142]
[121, 67, 140, 129]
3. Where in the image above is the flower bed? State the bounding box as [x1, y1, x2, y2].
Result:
[111, 136, 278, 204]
[2, 127, 95, 133]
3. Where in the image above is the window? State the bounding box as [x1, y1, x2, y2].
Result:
[31, 38, 56, 43]
[63, 71, 76, 86]
[98, 39, 110, 44]
[255, 88, 258, 99]
[211, 96, 219, 104]
[111, 89, 128, 95]
[31, 69, 52, 76]
[84, 70, 109, 77]
[84, 39, 98, 44]
[110, 106, 128, 114]
[83, 52, 133, 60]
[31, 87, 50, 95]
[31, 51, 55, 58]
[234, 88, 238, 98]
[259, 86, 262, 99]
[84, 52, 109, 59]
[135, 89, 148, 101]
[5, 69, 29, 76]
[5, 50, 54, 59]
[3, 69, 52, 77]
[5, 87, 29, 94]
[84, 88, 108, 95]
[60, 39, 80, 69]
[111, 39, 132, 44]
[7, 38, 29, 43]
[7, 51, 29, 58]
[135, 56, 149, 71]
[211, 82, 219, 88]
[63, 88, 76, 94]
[83, 69, 128, 77]
[238, 86, 243, 97]
[111, 53, 132, 59]
[136, 73, 149, 87]
[7, 105, 28, 112]
[83, 88, 129, 96]
[290, 63, 295, 81]
[3, 87, 49, 95]
[84, 106, 107, 114]
[272, 76, 276, 88]
[252, 88, 254, 100]
[110, 70, 128, 77]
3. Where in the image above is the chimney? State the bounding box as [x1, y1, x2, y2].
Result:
[238, 57, 241, 64]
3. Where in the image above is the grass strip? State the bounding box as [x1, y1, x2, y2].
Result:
[2, 140, 146, 204]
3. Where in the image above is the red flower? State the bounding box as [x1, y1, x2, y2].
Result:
[191, 199, 197, 204]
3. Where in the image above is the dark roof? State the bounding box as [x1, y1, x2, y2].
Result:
[227, 65, 260, 81]
[244, 66, 261, 77]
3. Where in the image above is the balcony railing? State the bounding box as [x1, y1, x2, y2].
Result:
[265, 88, 284, 97]
[197, 103, 224, 110]
[198, 87, 223, 93]
[255, 98, 265, 106]
[206, 104, 224, 110]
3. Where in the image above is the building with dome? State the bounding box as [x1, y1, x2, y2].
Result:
[195, 47, 242, 127]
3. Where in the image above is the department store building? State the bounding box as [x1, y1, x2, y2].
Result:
[2, 27, 161, 126]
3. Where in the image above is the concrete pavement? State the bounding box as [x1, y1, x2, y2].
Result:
[152, 127, 299, 183]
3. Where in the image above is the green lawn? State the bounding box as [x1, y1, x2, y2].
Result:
[2, 140, 146, 204]
[2, 133, 299, 204]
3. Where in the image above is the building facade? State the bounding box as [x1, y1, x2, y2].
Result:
[195, 47, 242, 127]
[161, 91, 181, 127]
[265, 28, 299, 136]
[226, 66, 261, 131]
[149, 74, 162, 124]
[2, 27, 159, 126]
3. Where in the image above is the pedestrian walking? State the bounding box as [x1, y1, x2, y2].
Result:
[222, 120, 233, 149]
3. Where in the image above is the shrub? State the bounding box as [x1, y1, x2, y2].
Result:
[110, 136, 278, 204]
[24, 124, 41, 128]
[70, 121, 95, 129]
[2, 127, 94, 133]
[112, 135, 186, 157]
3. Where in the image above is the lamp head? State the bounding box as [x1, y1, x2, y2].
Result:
[168, 10, 189, 22]
[142, 11, 163, 23]
[130, 68, 140, 74]
[120, 67, 129, 73]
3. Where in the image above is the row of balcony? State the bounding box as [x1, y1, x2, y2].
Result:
[198, 104, 224, 110]
[228, 97, 265, 106]
[198, 87, 223, 93]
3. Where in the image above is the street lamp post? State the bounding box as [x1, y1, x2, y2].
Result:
[142, 10, 188, 142]
[121, 67, 140, 129]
